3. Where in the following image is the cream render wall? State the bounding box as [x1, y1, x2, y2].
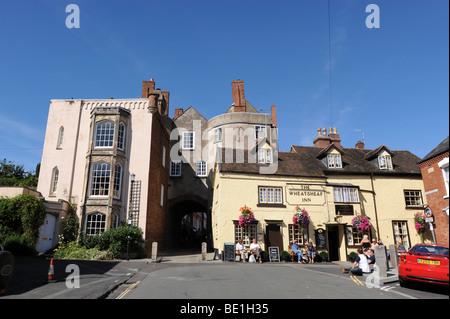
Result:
[37, 99, 154, 237]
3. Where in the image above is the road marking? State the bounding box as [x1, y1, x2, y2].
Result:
[350, 275, 364, 286]
[116, 281, 140, 299]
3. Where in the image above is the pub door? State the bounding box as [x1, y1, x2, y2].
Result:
[327, 226, 340, 261]
[266, 224, 283, 251]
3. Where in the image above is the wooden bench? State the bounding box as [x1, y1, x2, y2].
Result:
[288, 245, 296, 262]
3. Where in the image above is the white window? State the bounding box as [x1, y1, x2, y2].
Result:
[259, 187, 283, 204]
[334, 187, 359, 203]
[182, 131, 194, 150]
[214, 128, 222, 143]
[392, 221, 410, 250]
[327, 154, 342, 168]
[110, 213, 119, 229]
[378, 154, 393, 170]
[118, 122, 126, 150]
[51, 167, 59, 195]
[170, 161, 182, 176]
[196, 160, 207, 177]
[57, 126, 64, 149]
[404, 190, 423, 207]
[258, 148, 273, 163]
[90, 162, 111, 197]
[255, 125, 266, 139]
[85, 213, 106, 235]
[95, 121, 115, 148]
[113, 164, 122, 199]
[438, 157, 449, 198]
[160, 184, 165, 207]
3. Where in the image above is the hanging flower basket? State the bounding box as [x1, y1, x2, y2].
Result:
[414, 212, 429, 233]
[351, 215, 371, 233]
[239, 206, 255, 227]
[292, 206, 310, 228]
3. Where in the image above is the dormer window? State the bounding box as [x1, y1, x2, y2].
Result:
[327, 154, 342, 168]
[378, 154, 393, 170]
[257, 141, 273, 164]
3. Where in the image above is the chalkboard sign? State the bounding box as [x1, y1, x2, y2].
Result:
[269, 247, 280, 262]
[315, 228, 327, 250]
[223, 243, 235, 261]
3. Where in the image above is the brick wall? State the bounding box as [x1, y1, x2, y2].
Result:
[419, 151, 449, 245]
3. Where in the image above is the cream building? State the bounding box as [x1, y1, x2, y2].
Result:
[211, 128, 428, 261]
[37, 78, 171, 254]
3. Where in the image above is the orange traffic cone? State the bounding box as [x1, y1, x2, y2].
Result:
[47, 259, 57, 283]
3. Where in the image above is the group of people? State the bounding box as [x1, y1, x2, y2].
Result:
[290, 239, 316, 264]
[235, 238, 262, 263]
[341, 247, 376, 275]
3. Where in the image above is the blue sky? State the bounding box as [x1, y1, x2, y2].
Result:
[0, 0, 448, 172]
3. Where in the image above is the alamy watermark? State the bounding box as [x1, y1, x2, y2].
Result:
[65, 4, 80, 29]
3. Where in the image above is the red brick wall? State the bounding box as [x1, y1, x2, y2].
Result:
[419, 152, 449, 245]
[145, 112, 170, 254]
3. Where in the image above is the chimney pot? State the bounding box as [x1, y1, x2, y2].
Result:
[231, 80, 246, 112]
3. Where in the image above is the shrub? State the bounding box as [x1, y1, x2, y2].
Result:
[2, 233, 36, 256]
[53, 241, 113, 260]
[348, 251, 358, 262]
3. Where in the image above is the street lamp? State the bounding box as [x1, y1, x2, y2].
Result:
[127, 173, 135, 261]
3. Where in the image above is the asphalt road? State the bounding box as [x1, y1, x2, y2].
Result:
[107, 262, 449, 300]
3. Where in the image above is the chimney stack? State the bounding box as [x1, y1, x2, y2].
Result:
[142, 78, 156, 98]
[355, 140, 365, 150]
[313, 127, 341, 148]
[231, 80, 246, 112]
[271, 105, 277, 128]
[174, 108, 183, 119]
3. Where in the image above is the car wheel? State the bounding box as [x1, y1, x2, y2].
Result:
[399, 276, 409, 288]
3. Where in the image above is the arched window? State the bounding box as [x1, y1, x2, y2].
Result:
[85, 213, 106, 235]
[50, 167, 59, 195]
[90, 162, 111, 197]
[57, 126, 64, 149]
[113, 164, 122, 199]
[94, 121, 115, 148]
[118, 122, 126, 151]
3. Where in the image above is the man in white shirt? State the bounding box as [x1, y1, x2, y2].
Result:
[249, 238, 262, 263]
[341, 248, 371, 275]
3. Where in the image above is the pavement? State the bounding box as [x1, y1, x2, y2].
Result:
[0, 251, 398, 299]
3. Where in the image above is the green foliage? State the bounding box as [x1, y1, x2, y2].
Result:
[2, 233, 36, 256]
[0, 194, 46, 244]
[53, 241, 113, 260]
[60, 205, 79, 243]
[0, 158, 39, 189]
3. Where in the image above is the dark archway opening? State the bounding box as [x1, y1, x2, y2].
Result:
[167, 198, 212, 253]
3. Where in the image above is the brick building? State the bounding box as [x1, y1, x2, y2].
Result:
[418, 136, 449, 245]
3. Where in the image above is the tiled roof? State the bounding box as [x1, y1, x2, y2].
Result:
[419, 136, 449, 163]
[218, 145, 422, 177]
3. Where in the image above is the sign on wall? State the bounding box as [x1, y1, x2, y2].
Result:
[286, 184, 325, 206]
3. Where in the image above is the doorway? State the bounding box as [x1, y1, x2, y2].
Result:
[266, 224, 283, 251]
[36, 214, 56, 254]
[327, 226, 340, 261]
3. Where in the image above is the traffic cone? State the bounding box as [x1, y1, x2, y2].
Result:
[47, 259, 57, 283]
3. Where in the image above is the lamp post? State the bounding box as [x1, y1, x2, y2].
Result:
[127, 173, 135, 261]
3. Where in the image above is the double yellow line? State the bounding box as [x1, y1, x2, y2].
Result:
[350, 275, 364, 286]
[116, 281, 140, 299]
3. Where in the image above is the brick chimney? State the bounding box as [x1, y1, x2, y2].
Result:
[328, 127, 341, 148]
[271, 105, 277, 127]
[174, 108, 183, 119]
[313, 128, 331, 148]
[355, 140, 365, 149]
[231, 80, 246, 112]
[142, 78, 155, 98]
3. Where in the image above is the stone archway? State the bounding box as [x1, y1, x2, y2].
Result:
[167, 196, 211, 252]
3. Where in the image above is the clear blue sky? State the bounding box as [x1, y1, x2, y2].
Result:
[0, 0, 448, 172]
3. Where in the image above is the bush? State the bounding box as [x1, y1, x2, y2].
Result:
[348, 251, 358, 262]
[280, 250, 290, 262]
[2, 233, 36, 256]
[319, 251, 329, 262]
[53, 241, 113, 260]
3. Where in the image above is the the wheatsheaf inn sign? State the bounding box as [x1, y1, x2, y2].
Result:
[286, 184, 325, 205]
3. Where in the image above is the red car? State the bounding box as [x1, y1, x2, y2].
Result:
[398, 244, 449, 287]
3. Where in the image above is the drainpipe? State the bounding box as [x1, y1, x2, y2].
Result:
[370, 173, 381, 239]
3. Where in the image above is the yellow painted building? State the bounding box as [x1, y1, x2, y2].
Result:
[211, 129, 430, 261]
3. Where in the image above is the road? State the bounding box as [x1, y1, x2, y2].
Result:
[106, 261, 448, 300]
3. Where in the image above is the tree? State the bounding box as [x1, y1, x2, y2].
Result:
[0, 158, 39, 189]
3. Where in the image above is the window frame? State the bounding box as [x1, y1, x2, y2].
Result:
[170, 161, 182, 177]
[258, 186, 284, 207]
[182, 131, 195, 150]
[89, 162, 111, 197]
[333, 187, 359, 203]
[327, 154, 342, 168]
[378, 154, 393, 170]
[113, 164, 122, 199]
[234, 221, 258, 248]
[117, 122, 126, 151]
[289, 224, 309, 245]
[403, 190, 423, 207]
[57, 126, 64, 149]
[196, 160, 207, 177]
[94, 121, 115, 149]
[254, 125, 267, 140]
[50, 167, 59, 195]
[85, 213, 106, 236]
[392, 220, 411, 250]
[214, 128, 222, 143]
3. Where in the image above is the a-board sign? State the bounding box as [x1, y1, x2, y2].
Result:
[269, 247, 280, 262]
[315, 228, 327, 250]
[223, 243, 235, 261]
